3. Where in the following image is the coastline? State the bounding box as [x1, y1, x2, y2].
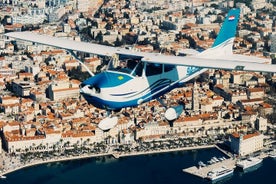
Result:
[0, 145, 215, 177]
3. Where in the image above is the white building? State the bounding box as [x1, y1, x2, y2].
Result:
[271, 33, 276, 53]
[77, 0, 90, 12]
[12, 81, 34, 97]
[251, 0, 266, 10]
[47, 79, 80, 101]
[255, 117, 267, 132]
[230, 132, 264, 156]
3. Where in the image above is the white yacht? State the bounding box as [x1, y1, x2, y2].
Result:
[206, 166, 234, 181]
[236, 157, 263, 171]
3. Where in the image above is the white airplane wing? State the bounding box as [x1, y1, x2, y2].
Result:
[141, 54, 276, 73]
[5, 9, 276, 73]
[5, 31, 276, 73]
[5, 31, 150, 58]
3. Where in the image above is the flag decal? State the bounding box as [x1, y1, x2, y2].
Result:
[228, 15, 235, 21]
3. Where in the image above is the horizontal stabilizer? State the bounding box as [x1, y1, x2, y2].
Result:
[178, 49, 200, 56]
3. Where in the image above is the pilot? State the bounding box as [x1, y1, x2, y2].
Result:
[119, 61, 127, 68]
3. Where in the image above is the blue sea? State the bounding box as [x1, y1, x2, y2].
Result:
[1, 148, 275, 184]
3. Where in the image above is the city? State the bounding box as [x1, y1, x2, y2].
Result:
[0, 0, 276, 182]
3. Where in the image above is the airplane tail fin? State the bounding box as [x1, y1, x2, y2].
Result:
[198, 8, 240, 58]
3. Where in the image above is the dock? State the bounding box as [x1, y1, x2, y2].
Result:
[182, 158, 237, 179]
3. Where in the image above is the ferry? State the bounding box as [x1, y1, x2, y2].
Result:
[206, 166, 234, 181]
[236, 157, 263, 171]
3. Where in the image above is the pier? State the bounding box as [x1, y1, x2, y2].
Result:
[182, 149, 272, 179]
[182, 158, 237, 179]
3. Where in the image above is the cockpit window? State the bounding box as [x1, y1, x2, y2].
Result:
[107, 59, 143, 76]
[132, 61, 144, 77]
[164, 64, 175, 72]
[146, 63, 163, 76]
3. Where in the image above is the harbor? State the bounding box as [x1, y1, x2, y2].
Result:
[1, 147, 275, 184]
[182, 148, 275, 181]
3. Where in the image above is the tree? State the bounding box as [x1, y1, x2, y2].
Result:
[91, 21, 98, 28]
[105, 22, 113, 30]
[95, 31, 103, 43]
[114, 37, 123, 46]
[79, 12, 84, 18]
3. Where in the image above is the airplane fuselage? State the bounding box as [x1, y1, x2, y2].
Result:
[80, 64, 193, 110]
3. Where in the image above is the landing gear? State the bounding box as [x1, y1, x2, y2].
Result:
[164, 105, 184, 121]
[157, 97, 184, 122]
[98, 110, 119, 131]
[98, 116, 118, 131]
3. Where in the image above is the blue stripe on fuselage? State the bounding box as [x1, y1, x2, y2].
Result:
[82, 71, 133, 88]
[82, 81, 180, 110]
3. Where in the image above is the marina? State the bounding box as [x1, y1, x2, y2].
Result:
[182, 158, 237, 179]
[182, 149, 273, 180]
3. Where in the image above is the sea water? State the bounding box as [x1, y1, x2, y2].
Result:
[1, 148, 275, 184]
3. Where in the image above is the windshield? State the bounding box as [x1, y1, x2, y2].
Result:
[107, 59, 144, 77]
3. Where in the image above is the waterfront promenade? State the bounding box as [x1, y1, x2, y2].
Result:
[0, 145, 215, 177]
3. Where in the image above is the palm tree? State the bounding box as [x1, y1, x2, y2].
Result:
[46, 143, 49, 152]
[86, 138, 91, 147]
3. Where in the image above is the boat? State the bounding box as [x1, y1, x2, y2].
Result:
[212, 157, 219, 162]
[210, 158, 217, 163]
[268, 151, 276, 159]
[207, 159, 215, 165]
[0, 175, 6, 179]
[206, 166, 234, 181]
[198, 161, 206, 167]
[236, 157, 263, 171]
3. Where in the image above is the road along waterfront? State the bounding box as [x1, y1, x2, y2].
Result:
[0, 145, 215, 177]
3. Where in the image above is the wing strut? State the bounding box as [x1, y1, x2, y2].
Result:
[69, 50, 94, 76]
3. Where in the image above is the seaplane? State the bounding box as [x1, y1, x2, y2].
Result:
[5, 9, 276, 130]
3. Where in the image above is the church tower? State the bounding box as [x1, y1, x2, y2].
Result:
[192, 82, 200, 111]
